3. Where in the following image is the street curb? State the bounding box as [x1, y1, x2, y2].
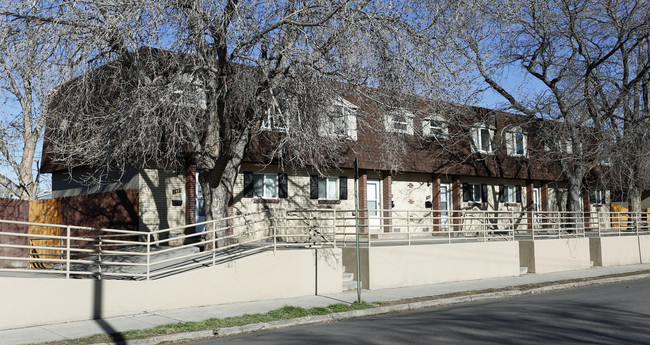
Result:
[93, 272, 650, 344]
[90, 330, 214, 345]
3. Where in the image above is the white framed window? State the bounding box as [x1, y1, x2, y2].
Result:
[590, 189, 605, 205]
[385, 109, 414, 135]
[464, 183, 483, 203]
[253, 173, 278, 199]
[261, 98, 288, 132]
[506, 128, 527, 157]
[320, 98, 358, 140]
[504, 185, 517, 203]
[318, 177, 339, 200]
[423, 115, 448, 138]
[499, 185, 522, 204]
[471, 124, 494, 153]
[545, 138, 578, 154]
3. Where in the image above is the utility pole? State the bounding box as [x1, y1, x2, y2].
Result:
[354, 158, 361, 303]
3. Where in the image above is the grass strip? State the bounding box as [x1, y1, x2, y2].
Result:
[38, 302, 381, 345]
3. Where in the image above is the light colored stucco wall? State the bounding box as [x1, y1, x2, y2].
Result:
[590, 235, 645, 267]
[640, 235, 650, 264]
[343, 242, 520, 290]
[0, 248, 342, 330]
[139, 169, 186, 244]
[519, 238, 591, 273]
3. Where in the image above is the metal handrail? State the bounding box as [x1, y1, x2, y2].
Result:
[2, 208, 650, 280]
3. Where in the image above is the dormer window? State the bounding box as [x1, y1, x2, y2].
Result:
[506, 127, 527, 157]
[261, 101, 287, 132]
[385, 109, 414, 135]
[423, 115, 448, 138]
[320, 98, 358, 141]
[470, 124, 494, 153]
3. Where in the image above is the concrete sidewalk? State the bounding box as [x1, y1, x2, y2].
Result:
[4, 263, 650, 345]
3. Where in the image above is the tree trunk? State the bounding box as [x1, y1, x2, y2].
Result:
[200, 174, 232, 249]
[566, 178, 582, 213]
[628, 187, 642, 214]
[198, 133, 249, 250]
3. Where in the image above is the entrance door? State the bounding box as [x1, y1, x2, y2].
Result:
[440, 183, 450, 229]
[367, 179, 381, 232]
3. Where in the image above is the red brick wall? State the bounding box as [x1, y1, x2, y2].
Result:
[432, 175, 441, 230]
[0, 199, 29, 268]
[452, 176, 461, 231]
[382, 172, 392, 233]
[358, 172, 368, 234]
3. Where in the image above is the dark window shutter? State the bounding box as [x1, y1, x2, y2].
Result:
[339, 176, 348, 200]
[516, 186, 522, 203]
[310, 176, 319, 199]
[243, 172, 254, 198]
[278, 173, 288, 198]
[462, 183, 470, 202]
[481, 184, 488, 203]
[498, 185, 505, 203]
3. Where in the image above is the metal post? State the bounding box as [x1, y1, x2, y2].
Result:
[407, 211, 411, 246]
[354, 158, 361, 303]
[146, 234, 151, 281]
[333, 210, 337, 248]
[98, 237, 102, 277]
[66, 226, 71, 279]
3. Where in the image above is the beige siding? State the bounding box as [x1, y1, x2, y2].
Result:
[139, 169, 186, 244]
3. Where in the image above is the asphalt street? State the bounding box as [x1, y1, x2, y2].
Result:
[189, 277, 650, 345]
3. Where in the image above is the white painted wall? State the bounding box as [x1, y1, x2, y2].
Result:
[0, 248, 342, 330]
[519, 238, 591, 273]
[346, 242, 520, 290]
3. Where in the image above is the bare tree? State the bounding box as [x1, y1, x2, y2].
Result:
[454, 0, 650, 212]
[0, 2, 81, 200]
[3, 1, 472, 242]
[602, 37, 650, 212]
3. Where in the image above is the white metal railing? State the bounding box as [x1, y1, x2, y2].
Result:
[2, 209, 649, 280]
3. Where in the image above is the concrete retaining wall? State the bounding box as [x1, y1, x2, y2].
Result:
[343, 242, 520, 290]
[590, 235, 650, 266]
[0, 248, 342, 330]
[519, 238, 591, 273]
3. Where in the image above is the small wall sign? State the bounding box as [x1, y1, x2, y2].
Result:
[172, 188, 182, 195]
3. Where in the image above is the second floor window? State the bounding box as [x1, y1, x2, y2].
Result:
[423, 115, 448, 138]
[385, 110, 414, 135]
[507, 129, 527, 157]
[471, 124, 494, 153]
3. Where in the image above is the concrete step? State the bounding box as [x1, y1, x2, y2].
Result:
[342, 272, 354, 283]
[343, 280, 362, 291]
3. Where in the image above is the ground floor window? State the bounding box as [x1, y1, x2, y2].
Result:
[590, 189, 605, 205]
[463, 183, 485, 203]
[243, 172, 288, 199]
[310, 176, 348, 200]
